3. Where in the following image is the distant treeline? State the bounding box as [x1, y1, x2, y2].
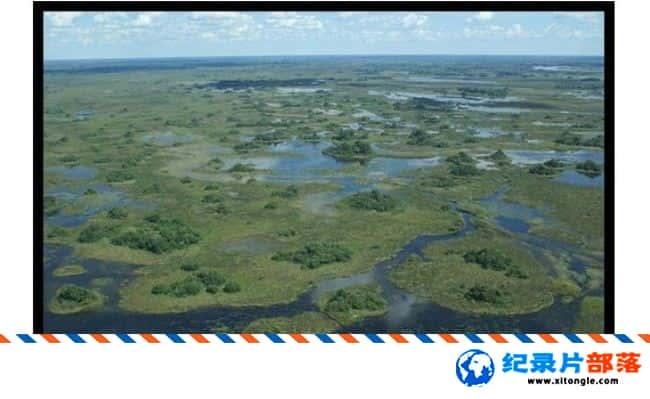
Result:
[194, 79, 323, 90]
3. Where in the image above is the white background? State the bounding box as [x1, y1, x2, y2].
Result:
[0, 1, 648, 398]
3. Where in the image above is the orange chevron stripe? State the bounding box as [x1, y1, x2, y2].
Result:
[41, 334, 60, 343]
[0, 334, 10, 343]
[90, 333, 110, 343]
[289, 333, 309, 343]
[191, 334, 209, 343]
[588, 333, 608, 343]
[488, 333, 508, 343]
[389, 333, 409, 343]
[339, 333, 359, 343]
[240, 334, 259, 343]
[140, 334, 159, 343]
[638, 334, 650, 343]
[439, 334, 458, 343]
[539, 334, 558, 343]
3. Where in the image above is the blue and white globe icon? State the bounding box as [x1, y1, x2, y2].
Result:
[456, 349, 495, 387]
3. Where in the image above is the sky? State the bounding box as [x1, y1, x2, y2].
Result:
[44, 11, 604, 60]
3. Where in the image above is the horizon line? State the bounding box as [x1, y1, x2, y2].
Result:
[44, 52, 605, 62]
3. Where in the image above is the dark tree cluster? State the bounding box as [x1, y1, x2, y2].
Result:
[78, 223, 114, 243]
[529, 159, 565, 175]
[555, 133, 604, 148]
[487, 149, 510, 164]
[271, 185, 299, 199]
[233, 141, 261, 154]
[272, 241, 352, 269]
[463, 284, 503, 304]
[324, 288, 387, 313]
[107, 207, 128, 219]
[459, 87, 509, 99]
[202, 194, 223, 204]
[228, 163, 256, 173]
[151, 270, 240, 297]
[445, 152, 480, 176]
[345, 190, 399, 212]
[463, 248, 527, 279]
[322, 141, 372, 162]
[111, 215, 200, 254]
[253, 131, 286, 144]
[56, 284, 95, 304]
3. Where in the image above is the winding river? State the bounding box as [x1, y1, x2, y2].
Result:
[44, 202, 587, 333]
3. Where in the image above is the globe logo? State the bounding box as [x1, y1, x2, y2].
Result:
[456, 349, 495, 387]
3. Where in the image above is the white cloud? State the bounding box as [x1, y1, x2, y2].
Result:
[190, 12, 261, 41]
[267, 12, 323, 30]
[463, 23, 535, 39]
[554, 12, 601, 24]
[338, 12, 368, 19]
[477, 11, 494, 21]
[506, 24, 523, 37]
[467, 11, 494, 23]
[545, 22, 595, 39]
[47, 12, 82, 27]
[402, 13, 428, 28]
[414, 29, 440, 41]
[132, 12, 162, 27]
[191, 12, 247, 21]
[93, 12, 128, 24]
[200, 32, 219, 41]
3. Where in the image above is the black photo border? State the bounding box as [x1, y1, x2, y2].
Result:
[33, 1, 614, 333]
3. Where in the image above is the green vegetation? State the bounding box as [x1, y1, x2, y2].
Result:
[180, 262, 199, 272]
[407, 129, 434, 145]
[78, 223, 113, 243]
[61, 154, 79, 164]
[387, 231, 568, 315]
[544, 159, 565, 168]
[244, 312, 339, 333]
[344, 190, 399, 212]
[574, 296, 604, 332]
[576, 160, 602, 176]
[556, 133, 604, 149]
[52, 264, 86, 277]
[446, 152, 480, 176]
[487, 149, 510, 164]
[106, 170, 134, 182]
[150, 270, 239, 297]
[528, 159, 565, 175]
[49, 284, 103, 314]
[111, 217, 200, 254]
[322, 141, 372, 162]
[446, 152, 475, 165]
[223, 281, 242, 293]
[449, 162, 480, 176]
[528, 164, 554, 175]
[107, 207, 128, 219]
[319, 284, 388, 325]
[464, 284, 503, 304]
[197, 271, 226, 292]
[272, 241, 352, 269]
[202, 194, 223, 203]
[43, 55, 604, 331]
[44, 195, 62, 216]
[271, 185, 298, 199]
[151, 276, 203, 297]
[207, 157, 223, 168]
[228, 163, 256, 173]
[463, 248, 527, 278]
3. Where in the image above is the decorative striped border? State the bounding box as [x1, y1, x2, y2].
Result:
[1, 333, 649, 344]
